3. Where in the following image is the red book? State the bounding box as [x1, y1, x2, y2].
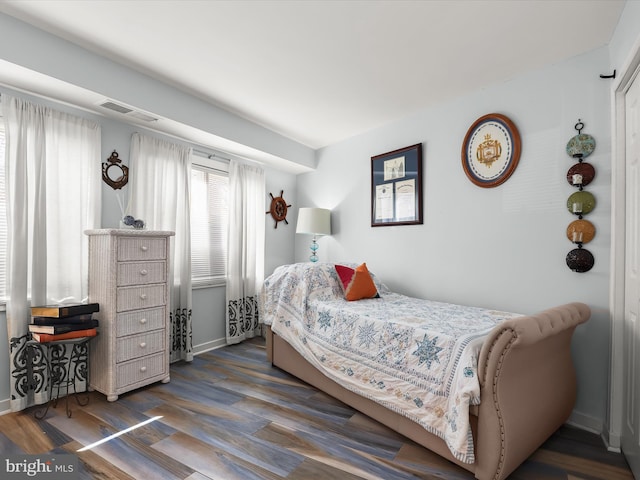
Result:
[31, 328, 97, 343]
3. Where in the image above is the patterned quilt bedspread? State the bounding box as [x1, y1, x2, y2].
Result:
[259, 262, 521, 463]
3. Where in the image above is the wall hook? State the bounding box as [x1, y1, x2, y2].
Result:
[599, 69, 616, 79]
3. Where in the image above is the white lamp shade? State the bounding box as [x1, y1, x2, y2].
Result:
[296, 208, 331, 236]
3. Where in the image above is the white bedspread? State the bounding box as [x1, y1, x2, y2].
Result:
[259, 262, 521, 463]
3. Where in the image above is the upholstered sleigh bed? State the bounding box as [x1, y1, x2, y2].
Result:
[259, 263, 590, 480]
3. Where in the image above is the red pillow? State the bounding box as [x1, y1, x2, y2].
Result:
[335, 263, 379, 301]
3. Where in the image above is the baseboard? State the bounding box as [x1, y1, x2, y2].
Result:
[0, 398, 11, 416]
[567, 409, 604, 436]
[193, 337, 227, 355]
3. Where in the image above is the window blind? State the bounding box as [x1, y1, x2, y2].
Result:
[191, 164, 229, 286]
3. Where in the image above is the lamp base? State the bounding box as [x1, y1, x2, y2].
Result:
[309, 236, 319, 262]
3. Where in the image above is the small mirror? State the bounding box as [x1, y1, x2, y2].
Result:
[102, 150, 129, 189]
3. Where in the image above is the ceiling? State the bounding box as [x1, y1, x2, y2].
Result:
[0, 0, 626, 150]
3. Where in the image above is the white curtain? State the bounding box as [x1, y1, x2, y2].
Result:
[4, 95, 101, 412]
[226, 160, 265, 344]
[128, 132, 193, 362]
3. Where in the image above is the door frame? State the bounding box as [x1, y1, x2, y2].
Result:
[609, 36, 640, 451]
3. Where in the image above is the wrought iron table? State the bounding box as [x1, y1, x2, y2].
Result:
[26, 335, 93, 419]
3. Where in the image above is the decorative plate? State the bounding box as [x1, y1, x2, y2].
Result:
[566, 134, 596, 159]
[566, 191, 596, 215]
[461, 113, 521, 188]
[566, 219, 595, 244]
[566, 162, 595, 187]
[566, 248, 594, 272]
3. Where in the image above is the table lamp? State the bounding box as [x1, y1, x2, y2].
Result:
[296, 207, 331, 262]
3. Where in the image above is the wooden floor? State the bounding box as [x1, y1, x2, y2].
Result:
[0, 338, 633, 480]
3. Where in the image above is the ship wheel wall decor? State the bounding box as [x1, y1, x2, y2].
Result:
[266, 191, 291, 228]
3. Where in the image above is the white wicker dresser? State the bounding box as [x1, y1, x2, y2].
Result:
[85, 229, 174, 401]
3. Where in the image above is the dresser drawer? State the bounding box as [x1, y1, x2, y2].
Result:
[117, 261, 166, 286]
[117, 307, 165, 337]
[116, 329, 165, 363]
[118, 237, 167, 262]
[116, 352, 166, 388]
[116, 284, 165, 312]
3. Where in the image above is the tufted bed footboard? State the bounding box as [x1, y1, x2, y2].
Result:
[265, 302, 590, 480]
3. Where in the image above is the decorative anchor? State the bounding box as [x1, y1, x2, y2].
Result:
[101, 150, 129, 190]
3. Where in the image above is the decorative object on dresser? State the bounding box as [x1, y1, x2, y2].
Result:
[85, 229, 175, 401]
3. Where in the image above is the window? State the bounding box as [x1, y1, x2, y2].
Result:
[0, 113, 5, 302]
[191, 161, 229, 287]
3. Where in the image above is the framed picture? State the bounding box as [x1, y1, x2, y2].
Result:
[371, 143, 423, 227]
[461, 113, 521, 188]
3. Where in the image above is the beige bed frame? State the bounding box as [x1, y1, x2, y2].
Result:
[265, 302, 590, 480]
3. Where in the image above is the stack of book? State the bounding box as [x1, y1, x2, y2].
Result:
[29, 303, 100, 343]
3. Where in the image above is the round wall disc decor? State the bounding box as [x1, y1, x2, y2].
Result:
[566, 219, 595, 244]
[566, 248, 594, 272]
[566, 162, 595, 188]
[461, 113, 521, 188]
[566, 191, 596, 215]
[566, 133, 596, 159]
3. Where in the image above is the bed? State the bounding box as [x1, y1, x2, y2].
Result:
[259, 262, 590, 480]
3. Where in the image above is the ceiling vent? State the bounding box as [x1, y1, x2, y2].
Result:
[99, 100, 158, 122]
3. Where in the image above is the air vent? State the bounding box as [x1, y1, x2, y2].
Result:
[98, 100, 158, 122]
[100, 101, 133, 114]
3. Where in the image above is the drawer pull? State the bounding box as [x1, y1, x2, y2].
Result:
[140, 366, 147, 372]
[139, 342, 147, 348]
[140, 269, 148, 276]
[139, 318, 147, 324]
[140, 293, 147, 300]
[141, 245, 148, 252]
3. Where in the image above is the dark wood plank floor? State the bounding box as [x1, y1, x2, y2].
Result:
[0, 338, 633, 479]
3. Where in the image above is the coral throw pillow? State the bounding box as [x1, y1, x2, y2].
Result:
[335, 263, 379, 301]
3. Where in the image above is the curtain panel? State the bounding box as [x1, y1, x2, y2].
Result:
[226, 160, 265, 344]
[128, 132, 193, 362]
[4, 95, 101, 412]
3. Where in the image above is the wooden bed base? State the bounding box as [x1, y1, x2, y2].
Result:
[265, 302, 590, 480]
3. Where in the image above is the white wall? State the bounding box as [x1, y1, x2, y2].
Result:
[297, 47, 613, 431]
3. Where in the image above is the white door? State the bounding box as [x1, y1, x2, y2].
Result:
[623, 68, 640, 478]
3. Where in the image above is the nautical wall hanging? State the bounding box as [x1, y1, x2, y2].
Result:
[102, 150, 129, 189]
[461, 113, 522, 187]
[266, 190, 291, 228]
[565, 120, 596, 273]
